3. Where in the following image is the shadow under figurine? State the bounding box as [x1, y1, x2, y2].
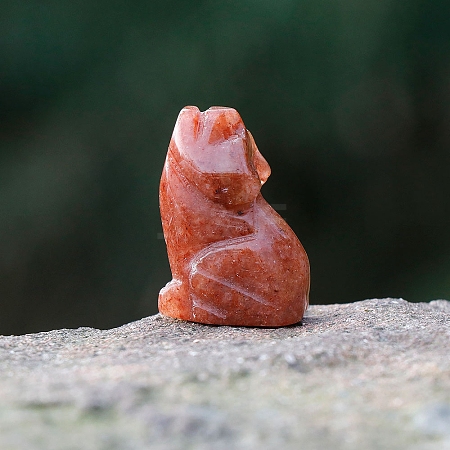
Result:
[159, 106, 310, 326]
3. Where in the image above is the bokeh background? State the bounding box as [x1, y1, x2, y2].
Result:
[1, 0, 450, 335]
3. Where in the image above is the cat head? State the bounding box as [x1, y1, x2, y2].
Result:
[169, 106, 270, 208]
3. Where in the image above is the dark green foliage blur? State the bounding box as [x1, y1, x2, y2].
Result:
[1, 0, 450, 334]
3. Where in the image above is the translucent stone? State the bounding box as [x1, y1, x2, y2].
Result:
[159, 106, 310, 326]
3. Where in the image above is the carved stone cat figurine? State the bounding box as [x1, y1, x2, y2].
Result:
[159, 106, 310, 326]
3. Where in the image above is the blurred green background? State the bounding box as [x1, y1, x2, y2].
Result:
[1, 0, 450, 335]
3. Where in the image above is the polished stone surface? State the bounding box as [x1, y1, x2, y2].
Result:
[159, 106, 310, 326]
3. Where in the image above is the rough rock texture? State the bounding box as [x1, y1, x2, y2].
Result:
[1, 298, 449, 450]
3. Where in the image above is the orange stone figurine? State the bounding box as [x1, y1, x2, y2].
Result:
[158, 106, 310, 326]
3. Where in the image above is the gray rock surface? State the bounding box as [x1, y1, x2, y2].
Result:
[1, 298, 450, 450]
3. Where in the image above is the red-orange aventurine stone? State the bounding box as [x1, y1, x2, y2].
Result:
[158, 106, 310, 326]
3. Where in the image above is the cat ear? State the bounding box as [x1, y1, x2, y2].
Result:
[173, 106, 201, 149]
[246, 131, 271, 185]
[207, 109, 244, 144]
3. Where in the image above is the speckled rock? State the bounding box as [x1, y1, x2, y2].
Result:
[159, 105, 310, 326]
[0, 298, 449, 450]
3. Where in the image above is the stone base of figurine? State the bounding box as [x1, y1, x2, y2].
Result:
[1, 298, 449, 449]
